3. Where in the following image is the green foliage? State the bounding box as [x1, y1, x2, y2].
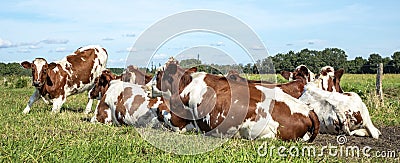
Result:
[108, 68, 124, 75]
[15, 77, 28, 88]
[0, 62, 31, 77]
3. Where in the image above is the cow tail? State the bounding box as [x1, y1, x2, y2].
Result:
[308, 110, 320, 142]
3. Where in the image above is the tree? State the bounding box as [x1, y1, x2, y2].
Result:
[366, 53, 383, 73]
[392, 51, 400, 73]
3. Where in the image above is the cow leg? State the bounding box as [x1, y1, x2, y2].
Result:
[350, 128, 369, 137]
[51, 96, 66, 113]
[84, 98, 94, 114]
[23, 89, 41, 114]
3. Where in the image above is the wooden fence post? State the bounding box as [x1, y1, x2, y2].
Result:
[376, 63, 383, 103]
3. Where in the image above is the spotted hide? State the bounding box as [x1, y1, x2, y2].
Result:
[299, 66, 381, 139]
[90, 80, 162, 127]
[89, 70, 163, 127]
[150, 61, 320, 142]
[21, 45, 108, 113]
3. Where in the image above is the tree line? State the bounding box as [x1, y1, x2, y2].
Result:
[1, 48, 400, 77]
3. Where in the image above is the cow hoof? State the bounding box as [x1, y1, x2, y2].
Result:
[22, 108, 30, 114]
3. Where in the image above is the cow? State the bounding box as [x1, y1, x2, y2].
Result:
[20, 45, 108, 113]
[300, 81, 381, 139]
[299, 66, 381, 139]
[149, 60, 320, 142]
[89, 69, 164, 127]
[85, 65, 153, 114]
[313, 66, 344, 93]
[123, 65, 153, 85]
[91, 70, 163, 127]
[281, 65, 316, 83]
[90, 79, 162, 127]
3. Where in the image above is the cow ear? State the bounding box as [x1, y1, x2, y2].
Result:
[188, 67, 197, 73]
[21, 61, 32, 69]
[298, 66, 310, 76]
[280, 71, 291, 80]
[335, 68, 344, 80]
[48, 62, 57, 69]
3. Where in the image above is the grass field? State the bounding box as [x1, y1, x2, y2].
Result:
[0, 74, 399, 162]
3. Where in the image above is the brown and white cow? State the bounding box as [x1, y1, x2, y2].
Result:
[21, 45, 108, 113]
[123, 65, 153, 85]
[89, 69, 164, 127]
[150, 61, 320, 142]
[281, 65, 316, 83]
[90, 79, 161, 126]
[85, 65, 152, 114]
[299, 66, 381, 139]
[89, 78, 163, 127]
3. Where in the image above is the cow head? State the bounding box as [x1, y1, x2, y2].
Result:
[315, 66, 344, 93]
[155, 61, 197, 97]
[21, 58, 56, 87]
[281, 65, 315, 83]
[226, 70, 247, 82]
[89, 70, 117, 99]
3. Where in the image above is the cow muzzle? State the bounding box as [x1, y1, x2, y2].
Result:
[33, 81, 43, 87]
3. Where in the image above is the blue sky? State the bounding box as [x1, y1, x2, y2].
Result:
[0, 0, 399, 68]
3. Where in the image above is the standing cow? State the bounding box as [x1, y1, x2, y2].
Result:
[21, 45, 108, 113]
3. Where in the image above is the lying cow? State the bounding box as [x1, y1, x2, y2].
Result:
[281, 65, 316, 83]
[150, 61, 320, 142]
[21, 45, 108, 113]
[300, 66, 381, 139]
[89, 70, 164, 127]
[85, 65, 152, 114]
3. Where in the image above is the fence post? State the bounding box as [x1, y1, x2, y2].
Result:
[376, 63, 383, 103]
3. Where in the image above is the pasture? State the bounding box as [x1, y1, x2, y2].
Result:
[0, 74, 399, 162]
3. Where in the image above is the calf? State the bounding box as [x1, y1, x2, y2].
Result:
[21, 45, 108, 113]
[151, 61, 320, 142]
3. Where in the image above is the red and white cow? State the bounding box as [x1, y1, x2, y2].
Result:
[281, 65, 316, 83]
[123, 65, 153, 85]
[85, 65, 152, 114]
[300, 66, 381, 139]
[150, 61, 320, 142]
[89, 70, 163, 127]
[21, 45, 108, 113]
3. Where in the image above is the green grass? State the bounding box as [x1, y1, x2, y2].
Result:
[0, 74, 399, 162]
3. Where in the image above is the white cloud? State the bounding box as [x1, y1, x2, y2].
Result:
[153, 53, 169, 60]
[0, 38, 14, 48]
[102, 37, 114, 41]
[17, 49, 30, 53]
[210, 41, 224, 47]
[54, 47, 69, 52]
[28, 45, 42, 49]
[250, 45, 265, 50]
[41, 39, 69, 44]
